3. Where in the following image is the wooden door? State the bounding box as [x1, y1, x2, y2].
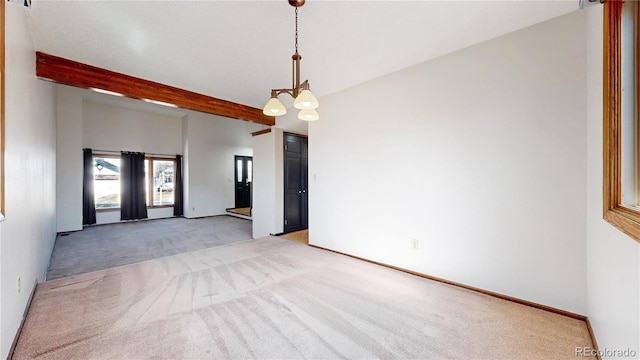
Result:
[284, 133, 308, 233]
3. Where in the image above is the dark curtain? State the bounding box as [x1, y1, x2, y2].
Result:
[82, 149, 97, 225]
[120, 151, 148, 221]
[173, 155, 184, 217]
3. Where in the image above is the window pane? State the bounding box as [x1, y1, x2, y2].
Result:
[247, 160, 252, 183]
[94, 157, 120, 209]
[153, 160, 174, 206]
[144, 159, 149, 206]
[621, 0, 638, 207]
[237, 159, 243, 183]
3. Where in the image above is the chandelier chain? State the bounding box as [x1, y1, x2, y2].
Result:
[263, 1, 318, 121]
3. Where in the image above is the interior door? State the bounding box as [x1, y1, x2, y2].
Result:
[234, 155, 252, 208]
[284, 133, 308, 233]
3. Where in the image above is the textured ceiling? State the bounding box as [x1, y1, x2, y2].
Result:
[25, 0, 579, 111]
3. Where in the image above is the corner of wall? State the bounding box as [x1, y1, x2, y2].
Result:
[55, 85, 84, 232]
[181, 113, 190, 217]
[2, 3, 58, 357]
[585, 3, 640, 355]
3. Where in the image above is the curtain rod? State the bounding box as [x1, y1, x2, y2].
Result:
[87, 149, 180, 158]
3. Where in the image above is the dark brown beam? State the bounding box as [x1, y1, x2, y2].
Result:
[251, 128, 272, 137]
[36, 52, 274, 126]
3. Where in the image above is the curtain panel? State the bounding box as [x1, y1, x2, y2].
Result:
[173, 155, 184, 216]
[82, 149, 97, 225]
[120, 151, 148, 221]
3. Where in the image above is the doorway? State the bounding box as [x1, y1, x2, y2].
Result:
[234, 155, 252, 209]
[283, 133, 308, 233]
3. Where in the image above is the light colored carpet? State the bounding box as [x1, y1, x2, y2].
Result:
[47, 216, 252, 280]
[15, 236, 592, 359]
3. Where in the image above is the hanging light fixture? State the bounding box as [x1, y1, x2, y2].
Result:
[263, 0, 319, 121]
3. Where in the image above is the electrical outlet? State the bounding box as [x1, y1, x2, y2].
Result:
[17, 276, 21, 294]
[411, 239, 419, 250]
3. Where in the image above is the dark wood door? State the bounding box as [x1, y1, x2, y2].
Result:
[234, 155, 252, 208]
[284, 133, 308, 233]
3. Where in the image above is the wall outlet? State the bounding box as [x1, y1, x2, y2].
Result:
[411, 239, 419, 250]
[17, 276, 21, 294]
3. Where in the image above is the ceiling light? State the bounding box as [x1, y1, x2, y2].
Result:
[90, 87, 124, 97]
[263, 0, 319, 121]
[294, 89, 318, 110]
[298, 109, 319, 121]
[264, 93, 287, 116]
[142, 99, 178, 108]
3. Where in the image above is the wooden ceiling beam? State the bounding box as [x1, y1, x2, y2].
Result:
[35, 52, 275, 126]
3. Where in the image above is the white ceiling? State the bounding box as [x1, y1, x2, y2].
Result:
[25, 0, 579, 111]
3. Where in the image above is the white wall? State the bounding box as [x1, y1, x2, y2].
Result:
[182, 111, 261, 218]
[251, 112, 308, 238]
[1, 3, 57, 358]
[275, 111, 308, 134]
[252, 130, 276, 238]
[310, 11, 588, 314]
[273, 128, 285, 235]
[585, 5, 640, 357]
[56, 86, 84, 232]
[182, 115, 190, 217]
[82, 101, 182, 155]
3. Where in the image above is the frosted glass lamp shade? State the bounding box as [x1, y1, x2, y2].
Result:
[293, 89, 319, 109]
[263, 97, 287, 116]
[298, 109, 319, 121]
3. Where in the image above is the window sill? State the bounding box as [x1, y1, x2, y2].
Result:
[604, 206, 640, 243]
[96, 205, 174, 213]
[96, 208, 120, 213]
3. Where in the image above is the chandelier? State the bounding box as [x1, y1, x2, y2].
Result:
[262, 0, 319, 121]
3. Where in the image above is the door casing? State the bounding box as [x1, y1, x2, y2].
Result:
[234, 155, 252, 208]
[283, 133, 308, 233]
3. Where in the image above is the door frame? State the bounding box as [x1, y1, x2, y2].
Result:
[283, 132, 308, 233]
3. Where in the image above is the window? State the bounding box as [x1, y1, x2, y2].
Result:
[0, 0, 5, 218]
[94, 156, 121, 209]
[148, 158, 175, 207]
[93, 154, 175, 210]
[603, 0, 640, 243]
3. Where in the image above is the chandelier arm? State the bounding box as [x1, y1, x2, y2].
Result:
[271, 78, 310, 99]
[293, 53, 301, 98]
[291, 54, 295, 92]
[272, 88, 296, 98]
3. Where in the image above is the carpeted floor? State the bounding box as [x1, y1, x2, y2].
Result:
[15, 236, 593, 359]
[47, 216, 252, 280]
